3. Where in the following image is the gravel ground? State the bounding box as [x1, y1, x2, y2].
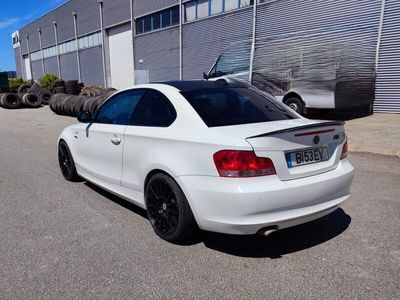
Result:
[0, 107, 399, 299]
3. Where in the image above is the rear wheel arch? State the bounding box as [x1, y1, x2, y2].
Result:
[144, 170, 198, 242]
[143, 169, 199, 221]
[144, 169, 171, 196]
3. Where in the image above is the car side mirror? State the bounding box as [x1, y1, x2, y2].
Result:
[203, 72, 210, 80]
[77, 111, 92, 123]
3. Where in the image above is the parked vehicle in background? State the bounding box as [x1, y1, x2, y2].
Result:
[58, 80, 353, 243]
[205, 27, 376, 115]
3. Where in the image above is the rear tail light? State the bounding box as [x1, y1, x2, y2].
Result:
[213, 150, 276, 178]
[341, 140, 348, 160]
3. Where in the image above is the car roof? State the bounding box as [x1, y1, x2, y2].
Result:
[155, 80, 249, 91]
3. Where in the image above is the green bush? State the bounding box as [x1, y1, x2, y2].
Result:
[9, 78, 24, 93]
[40, 73, 59, 91]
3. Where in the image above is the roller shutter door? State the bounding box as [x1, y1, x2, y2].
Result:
[108, 23, 134, 89]
[24, 56, 32, 80]
[374, 0, 400, 113]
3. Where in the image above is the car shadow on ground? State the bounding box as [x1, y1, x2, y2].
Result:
[84, 182, 148, 219]
[197, 208, 351, 258]
[84, 181, 351, 259]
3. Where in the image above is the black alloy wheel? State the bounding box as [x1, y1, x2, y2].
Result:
[145, 173, 197, 242]
[58, 140, 79, 181]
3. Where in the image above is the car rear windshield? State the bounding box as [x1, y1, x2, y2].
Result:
[181, 87, 298, 127]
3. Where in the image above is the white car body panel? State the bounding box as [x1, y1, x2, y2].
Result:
[59, 83, 354, 235]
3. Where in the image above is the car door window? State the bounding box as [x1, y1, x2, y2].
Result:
[130, 90, 176, 127]
[96, 90, 145, 125]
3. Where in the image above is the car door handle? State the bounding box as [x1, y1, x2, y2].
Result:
[110, 135, 121, 145]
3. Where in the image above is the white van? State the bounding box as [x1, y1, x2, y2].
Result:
[205, 29, 375, 115]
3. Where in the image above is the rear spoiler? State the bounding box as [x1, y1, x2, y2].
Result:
[246, 121, 345, 139]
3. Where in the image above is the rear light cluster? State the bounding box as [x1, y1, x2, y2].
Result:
[213, 150, 276, 178]
[340, 140, 348, 160]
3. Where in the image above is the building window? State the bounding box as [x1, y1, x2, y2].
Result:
[77, 32, 101, 50]
[184, 0, 253, 22]
[30, 50, 42, 61]
[161, 10, 171, 27]
[240, 0, 254, 7]
[152, 13, 161, 30]
[136, 19, 144, 34]
[185, 1, 197, 21]
[143, 16, 152, 32]
[171, 6, 180, 25]
[197, 0, 209, 18]
[211, 0, 224, 15]
[136, 5, 180, 35]
[225, 0, 239, 11]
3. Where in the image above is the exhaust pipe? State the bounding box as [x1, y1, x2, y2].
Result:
[257, 226, 278, 237]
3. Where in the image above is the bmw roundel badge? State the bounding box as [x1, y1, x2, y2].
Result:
[313, 135, 320, 145]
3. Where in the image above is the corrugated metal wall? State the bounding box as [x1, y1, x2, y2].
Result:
[134, 0, 178, 17]
[103, 0, 130, 27]
[79, 46, 104, 85]
[135, 27, 180, 82]
[183, 7, 253, 79]
[75, 0, 100, 36]
[31, 61, 43, 81]
[53, 2, 75, 43]
[254, 0, 381, 109]
[44, 57, 59, 76]
[14, 48, 23, 78]
[60, 52, 78, 80]
[40, 24, 55, 48]
[256, 0, 381, 37]
[374, 0, 400, 113]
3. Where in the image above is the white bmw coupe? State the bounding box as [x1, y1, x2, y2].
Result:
[58, 81, 354, 242]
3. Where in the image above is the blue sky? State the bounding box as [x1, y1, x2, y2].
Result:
[0, 0, 66, 72]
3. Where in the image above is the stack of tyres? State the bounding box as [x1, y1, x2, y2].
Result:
[37, 89, 52, 105]
[0, 93, 22, 109]
[53, 80, 66, 94]
[17, 83, 32, 94]
[27, 82, 41, 94]
[18, 93, 42, 108]
[27, 83, 52, 105]
[49, 88, 117, 117]
[79, 86, 113, 97]
[65, 80, 81, 95]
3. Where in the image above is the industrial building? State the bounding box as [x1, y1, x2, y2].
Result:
[12, 0, 400, 113]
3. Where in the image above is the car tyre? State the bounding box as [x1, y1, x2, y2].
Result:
[58, 140, 80, 181]
[284, 97, 305, 114]
[145, 173, 197, 243]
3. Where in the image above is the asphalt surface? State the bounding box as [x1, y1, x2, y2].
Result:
[0, 107, 399, 299]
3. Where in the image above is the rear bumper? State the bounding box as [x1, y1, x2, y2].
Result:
[176, 159, 354, 235]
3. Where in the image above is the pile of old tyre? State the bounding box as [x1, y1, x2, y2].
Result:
[0, 92, 42, 109]
[0, 93, 22, 109]
[25, 83, 52, 105]
[49, 87, 117, 117]
[53, 80, 82, 95]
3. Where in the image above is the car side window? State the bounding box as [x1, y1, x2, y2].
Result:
[96, 90, 145, 125]
[130, 90, 176, 127]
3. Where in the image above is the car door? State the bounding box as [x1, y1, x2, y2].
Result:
[75, 90, 145, 186]
[121, 89, 177, 193]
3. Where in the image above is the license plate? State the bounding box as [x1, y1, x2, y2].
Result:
[285, 147, 329, 168]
